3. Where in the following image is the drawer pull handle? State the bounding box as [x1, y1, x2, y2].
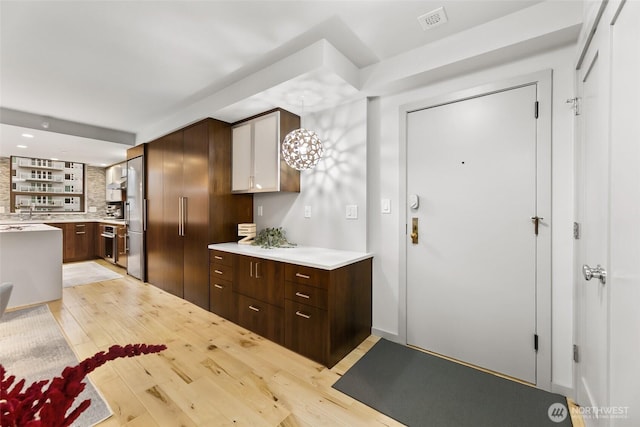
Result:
[214, 255, 223, 260]
[249, 305, 260, 312]
[295, 292, 310, 299]
[295, 311, 311, 319]
[75, 232, 86, 235]
[75, 224, 85, 228]
[214, 269, 223, 275]
[295, 273, 310, 279]
[214, 284, 224, 289]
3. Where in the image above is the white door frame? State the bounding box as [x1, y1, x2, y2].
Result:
[573, 2, 639, 423]
[398, 70, 552, 391]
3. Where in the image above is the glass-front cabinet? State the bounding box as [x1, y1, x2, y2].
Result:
[10, 156, 85, 213]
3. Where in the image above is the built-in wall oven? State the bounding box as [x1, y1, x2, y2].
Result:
[101, 225, 117, 264]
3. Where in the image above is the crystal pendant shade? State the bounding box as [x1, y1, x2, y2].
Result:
[281, 128, 324, 171]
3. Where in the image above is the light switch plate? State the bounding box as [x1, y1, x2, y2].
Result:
[257, 205, 263, 217]
[304, 205, 312, 218]
[0, 206, 4, 214]
[88, 206, 97, 213]
[381, 199, 391, 214]
[346, 205, 358, 219]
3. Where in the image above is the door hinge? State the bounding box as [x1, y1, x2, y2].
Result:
[573, 222, 581, 240]
[534, 334, 539, 352]
[573, 344, 580, 363]
[566, 97, 581, 116]
[534, 101, 539, 119]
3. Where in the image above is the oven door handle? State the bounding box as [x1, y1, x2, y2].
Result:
[101, 233, 115, 238]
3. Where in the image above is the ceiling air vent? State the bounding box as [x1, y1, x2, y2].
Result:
[418, 6, 448, 31]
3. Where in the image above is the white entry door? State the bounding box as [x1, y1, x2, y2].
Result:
[574, 14, 609, 420]
[406, 79, 548, 385]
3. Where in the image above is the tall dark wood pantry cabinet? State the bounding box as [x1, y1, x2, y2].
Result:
[146, 118, 253, 310]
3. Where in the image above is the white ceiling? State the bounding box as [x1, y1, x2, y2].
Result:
[0, 0, 562, 166]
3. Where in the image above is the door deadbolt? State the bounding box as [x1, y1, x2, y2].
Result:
[411, 217, 419, 244]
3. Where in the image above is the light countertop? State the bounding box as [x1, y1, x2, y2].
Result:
[0, 223, 61, 233]
[0, 218, 126, 226]
[208, 242, 372, 270]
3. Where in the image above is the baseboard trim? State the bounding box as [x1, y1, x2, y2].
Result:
[371, 327, 402, 344]
[551, 382, 574, 399]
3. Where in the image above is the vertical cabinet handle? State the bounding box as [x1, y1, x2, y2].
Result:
[255, 262, 261, 279]
[143, 198, 147, 232]
[249, 261, 253, 278]
[182, 197, 187, 235]
[178, 197, 183, 236]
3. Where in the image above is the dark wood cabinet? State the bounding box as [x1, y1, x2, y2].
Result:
[234, 255, 284, 344]
[209, 250, 236, 321]
[211, 248, 372, 367]
[285, 299, 327, 363]
[237, 294, 284, 345]
[146, 119, 253, 309]
[116, 225, 127, 268]
[48, 222, 96, 262]
[235, 255, 283, 307]
[96, 224, 106, 259]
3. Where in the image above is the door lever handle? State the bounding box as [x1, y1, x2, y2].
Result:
[583, 264, 606, 285]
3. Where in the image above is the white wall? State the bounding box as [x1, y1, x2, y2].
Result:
[253, 98, 367, 253]
[254, 44, 576, 394]
[368, 44, 576, 393]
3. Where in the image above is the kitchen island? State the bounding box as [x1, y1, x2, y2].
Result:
[0, 223, 63, 309]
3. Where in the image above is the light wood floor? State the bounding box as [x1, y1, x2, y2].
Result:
[48, 260, 582, 426]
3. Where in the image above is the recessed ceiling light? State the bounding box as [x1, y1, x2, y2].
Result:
[21, 133, 34, 138]
[17, 144, 28, 148]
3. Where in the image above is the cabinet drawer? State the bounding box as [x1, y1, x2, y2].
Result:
[235, 256, 284, 307]
[210, 250, 234, 267]
[237, 294, 284, 345]
[210, 263, 234, 282]
[285, 264, 329, 289]
[285, 300, 327, 364]
[285, 282, 327, 310]
[209, 279, 235, 321]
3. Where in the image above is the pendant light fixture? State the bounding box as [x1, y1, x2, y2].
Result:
[281, 97, 324, 171]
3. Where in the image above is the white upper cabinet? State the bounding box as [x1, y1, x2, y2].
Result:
[231, 109, 300, 193]
[232, 124, 253, 192]
[105, 161, 126, 202]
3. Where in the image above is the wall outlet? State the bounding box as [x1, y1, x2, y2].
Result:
[304, 205, 312, 218]
[0, 206, 4, 214]
[88, 206, 97, 213]
[346, 205, 358, 219]
[257, 205, 263, 217]
[381, 199, 391, 214]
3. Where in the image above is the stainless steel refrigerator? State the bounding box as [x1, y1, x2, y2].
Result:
[126, 156, 145, 281]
